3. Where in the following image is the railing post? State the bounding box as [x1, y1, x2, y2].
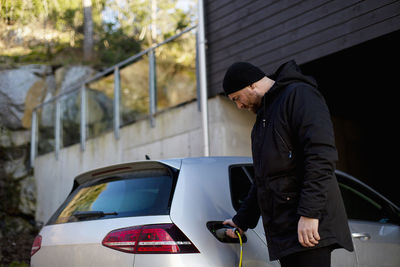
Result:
[114, 66, 121, 139]
[195, 31, 201, 112]
[30, 109, 37, 167]
[149, 49, 157, 128]
[197, 0, 210, 156]
[80, 85, 86, 151]
[55, 99, 61, 160]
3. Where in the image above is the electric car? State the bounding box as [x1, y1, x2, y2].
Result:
[30, 157, 400, 267]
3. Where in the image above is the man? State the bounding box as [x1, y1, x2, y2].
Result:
[222, 61, 353, 267]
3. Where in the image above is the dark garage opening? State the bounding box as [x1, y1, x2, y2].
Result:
[301, 30, 400, 206]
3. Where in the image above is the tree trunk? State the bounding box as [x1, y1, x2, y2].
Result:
[83, 0, 93, 61]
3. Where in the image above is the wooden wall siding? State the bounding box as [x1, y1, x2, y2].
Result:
[204, 0, 400, 96]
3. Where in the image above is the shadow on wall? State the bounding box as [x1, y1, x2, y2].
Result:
[301, 30, 400, 206]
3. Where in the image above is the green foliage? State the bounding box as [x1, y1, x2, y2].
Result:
[0, 0, 24, 24]
[96, 23, 142, 66]
[4, 261, 29, 267]
[0, 0, 197, 68]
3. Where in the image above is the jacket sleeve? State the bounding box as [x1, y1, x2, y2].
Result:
[232, 183, 261, 231]
[288, 84, 338, 219]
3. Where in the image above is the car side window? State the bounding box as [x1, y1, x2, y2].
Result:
[337, 174, 400, 224]
[229, 165, 254, 211]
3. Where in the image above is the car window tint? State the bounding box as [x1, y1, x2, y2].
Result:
[50, 175, 174, 224]
[229, 165, 253, 211]
[337, 174, 400, 224]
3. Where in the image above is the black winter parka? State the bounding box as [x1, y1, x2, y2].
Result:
[232, 61, 354, 260]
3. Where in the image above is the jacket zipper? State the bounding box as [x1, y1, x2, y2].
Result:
[274, 129, 293, 159]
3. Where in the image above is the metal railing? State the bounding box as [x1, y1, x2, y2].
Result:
[30, 25, 198, 166]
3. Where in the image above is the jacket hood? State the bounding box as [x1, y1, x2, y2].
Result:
[258, 60, 317, 114]
[270, 60, 317, 90]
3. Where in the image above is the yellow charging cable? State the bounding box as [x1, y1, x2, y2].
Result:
[235, 229, 243, 267]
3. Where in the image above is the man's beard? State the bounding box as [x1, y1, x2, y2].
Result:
[249, 102, 261, 113]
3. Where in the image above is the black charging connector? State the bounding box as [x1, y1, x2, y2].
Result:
[206, 221, 247, 243]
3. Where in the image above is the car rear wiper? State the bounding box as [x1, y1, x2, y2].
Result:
[72, 211, 118, 219]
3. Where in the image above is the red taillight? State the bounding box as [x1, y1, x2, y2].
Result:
[102, 224, 199, 254]
[31, 235, 42, 256]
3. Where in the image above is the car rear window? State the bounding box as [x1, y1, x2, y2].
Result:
[48, 170, 177, 225]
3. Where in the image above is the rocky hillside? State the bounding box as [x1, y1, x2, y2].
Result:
[0, 64, 96, 266]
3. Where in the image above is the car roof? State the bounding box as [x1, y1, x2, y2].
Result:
[73, 156, 252, 185]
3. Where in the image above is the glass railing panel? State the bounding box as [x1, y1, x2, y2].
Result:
[119, 56, 149, 126]
[60, 90, 80, 148]
[85, 75, 114, 139]
[37, 103, 55, 156]
[155, 29, 197, 111]
[32, 27, 198, 158]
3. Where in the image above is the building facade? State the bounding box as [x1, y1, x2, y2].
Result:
[204, 0, 400, 204]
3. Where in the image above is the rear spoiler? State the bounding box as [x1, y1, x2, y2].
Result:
[70, 161, 179, 194]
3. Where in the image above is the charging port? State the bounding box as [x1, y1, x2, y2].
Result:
[206, 221, 247, 243]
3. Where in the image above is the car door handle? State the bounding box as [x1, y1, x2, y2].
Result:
[352, 232, 371, 241]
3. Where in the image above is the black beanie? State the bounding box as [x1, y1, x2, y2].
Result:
[223, 62, 265, 95]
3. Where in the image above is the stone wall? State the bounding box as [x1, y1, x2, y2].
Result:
[0, 126, 36, 266]
[0, 64, 96, 266]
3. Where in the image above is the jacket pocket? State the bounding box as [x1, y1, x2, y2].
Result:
[268, 173, 299, 193]
[274, 128, 293, 159]
[269, 191, 300, 236]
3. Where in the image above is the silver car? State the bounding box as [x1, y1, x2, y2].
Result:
[30, 157, 400, 267]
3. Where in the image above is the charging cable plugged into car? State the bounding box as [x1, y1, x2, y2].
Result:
[207, 221, 246, 267]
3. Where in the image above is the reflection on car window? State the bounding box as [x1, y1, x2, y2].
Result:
[50, 175, 174, 224]
[230, 165, 253, 211]
[338, 174, 400, 224]
[339, 182, 384, 222]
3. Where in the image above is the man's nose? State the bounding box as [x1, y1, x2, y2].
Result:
[236, 101, 244, 109]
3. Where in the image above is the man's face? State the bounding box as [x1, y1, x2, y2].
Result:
[228, 86, 261, 113]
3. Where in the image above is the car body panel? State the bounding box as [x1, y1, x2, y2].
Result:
[336, 170, 400, 267]
[31, 156, 400, 267]
[159, 158, 182, 170]
[134, 253, 212, 266]
[349, 220, 400, 267]
[169, 157, 279, 267]
[31, 215, 171, 267]
[331, 247, 358, 267]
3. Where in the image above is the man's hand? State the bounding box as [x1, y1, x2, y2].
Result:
[298, 216, 320, 247]
[223, 219, 244, 238]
